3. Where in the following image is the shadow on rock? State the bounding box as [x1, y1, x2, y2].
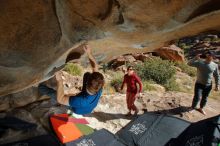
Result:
[86, 112, 133, 122]
[86, 106, 192, 122]
[144, 106, 192, 117]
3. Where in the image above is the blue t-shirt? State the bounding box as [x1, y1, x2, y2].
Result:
[69, 88, 103, 114]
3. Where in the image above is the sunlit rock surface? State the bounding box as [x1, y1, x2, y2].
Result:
[1, 0, 220, 96]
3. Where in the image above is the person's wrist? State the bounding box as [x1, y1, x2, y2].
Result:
[86, 52, 92, 56]
[57, 79, 63, 84]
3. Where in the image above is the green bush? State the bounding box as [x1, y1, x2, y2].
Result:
[164, 77, 180, 91]
[175, 62, 197, 77]
[64, 63, 82, 76]
[178, 43, 192, 56]
[203, 38, 211, 42]
[110, 71, 124, 88]
[142, 81, 156, 91]
[212, 37, 219, 42]
[179, 43, 191, 50]
[135, 57, 176, 85]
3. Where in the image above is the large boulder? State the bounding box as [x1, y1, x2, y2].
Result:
[132, 53, 152, 62]
[1, 0, 220, 96]
[155, 45, 185, 62]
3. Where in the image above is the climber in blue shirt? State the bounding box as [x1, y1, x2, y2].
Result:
[39, 43, 104, 115]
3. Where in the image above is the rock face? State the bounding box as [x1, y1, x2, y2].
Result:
[0, 71, 81, 112]
[108, 53, 153, 70]
[1, 0, 220, 96]
[178, 33, 220, 63]
[155, 45, 185, 62]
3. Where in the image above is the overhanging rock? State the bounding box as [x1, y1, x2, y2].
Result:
[1, 0, 220, 96]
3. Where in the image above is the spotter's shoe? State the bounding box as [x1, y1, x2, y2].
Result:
[188, 107, 196, 114]
[197, 108, 206, 115]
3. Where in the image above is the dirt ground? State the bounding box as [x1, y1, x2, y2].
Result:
[84, 90, 220, 134]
